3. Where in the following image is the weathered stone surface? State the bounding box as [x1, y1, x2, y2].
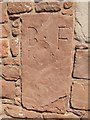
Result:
[0, 80, 15, 99]
[43, 112, 80, 118]
[73, 49, 88, 79]
[7, 2, 32, 14]
[35, 2, 61, 12]
[21, 14, 73, 111]
[63, 2, 73, 9]
[0, 39, 8, 58]
[0, 24, 9, 38]
[71, 80, 89, 110]
[2, 57, 20, 66]
[0, 2, 8, 23]
[10, 38, 19, 57]
[2, 66, 20, 81]
[75, 3, 88, 43]
[4, 105, 42, 118]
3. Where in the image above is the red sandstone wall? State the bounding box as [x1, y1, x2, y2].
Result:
[0, 1, 89, 119]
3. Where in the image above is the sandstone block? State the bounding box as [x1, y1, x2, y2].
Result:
[35, 2, 61, 12]
[71, 80, 89, 110]
[43, 113, 64, 118]
[7, 2, 32, 14]
[15, 87, 21, 97]
[73, 49, 88, 79]
[2, 57, 20, 66]
[75, 3, 88, 42]
[10, 38, 19, 57]
[0, 39, 8, 58]
[63, 2, 73, 9]
[0, 80, 15, 99]
[0, 2, 8, 23]
[21, 13, 73, 111]
[2, 99, 13, 104]
[2, 66, 20, 81]
[12, 18, 20, 28]
[4, 105, 42, 118]
[0, 24, 9, 38]
[43, 112, 79, 118]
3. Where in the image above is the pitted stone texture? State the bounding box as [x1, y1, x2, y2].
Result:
[2, 66, 20, 81]
[35, 2, 61, 12]
[71, 80, 89, 110]
[0, 80, 15, 99]
[73, 49, 88, 79]
[4, 105, 42, 118]
[21, 13, 73, 112]
[7, 2, 32, 14]
[0, 39, 8, 58]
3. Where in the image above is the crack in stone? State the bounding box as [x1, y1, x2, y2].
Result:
[69, 83, 73, 110]
[21, 103, 64, 114]
[45, 95, 67, 106]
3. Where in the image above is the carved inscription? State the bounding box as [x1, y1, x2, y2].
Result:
[58, 27, 69, 40]
[21, 14, 73, 111]
[28, 27, 38, 46]
[58, 27, 71, 49]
